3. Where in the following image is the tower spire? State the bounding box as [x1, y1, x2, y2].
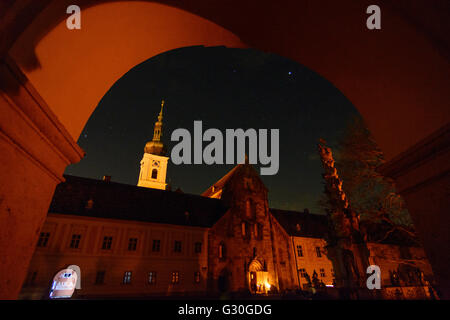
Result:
[152, 99, 164, 142]
[144, 100, 165, 155]
[157, 99, 164, 123]
[138, 99, 169, 190]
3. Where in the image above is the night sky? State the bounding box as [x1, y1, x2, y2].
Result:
[65, 46, 359, 213]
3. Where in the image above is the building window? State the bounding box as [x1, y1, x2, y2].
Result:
[128, 238, 138, 251]
[151, 169, 158, 179]
[70, 234, 81, 249]
[174, 240, 182, 252]
[148, 272, 157, 284]
[37, 232, 50, 247]
[171, 271, 180, 284]
[241, 222, 250, 239]
[296, 245, 303, 257]
[102, 236, 113, 250]
[299, 268, 307, 278]
[218, 242, 226, 260]
[194, 242, 202, 254]
[245, 198, 257, 219]
[320, 268, 326, 277]
[123, 271, 132, 284]
[152, 239, 160, 252]
[194, 271, 201, 283]
[315, 246, 322, 257]
[95, 271, 106, 285]
[245, 199, 252, 218]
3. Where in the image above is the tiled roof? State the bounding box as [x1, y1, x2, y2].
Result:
[49, 175, 229, 228]
[201, 164, 243, 197]
[270, 208, 329, 238]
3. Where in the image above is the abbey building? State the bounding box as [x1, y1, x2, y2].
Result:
[20, 104, 435, 299]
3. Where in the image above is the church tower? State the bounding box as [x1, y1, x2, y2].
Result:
[137, 100, 169, 190]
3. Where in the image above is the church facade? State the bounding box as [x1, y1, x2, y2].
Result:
[19, 104, 435, 299]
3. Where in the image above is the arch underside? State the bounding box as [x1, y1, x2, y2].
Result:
[7, 0, 449, 161]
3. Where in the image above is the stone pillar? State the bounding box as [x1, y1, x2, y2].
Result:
[0, 56, 84, 299]
[379, 124, 450, 299]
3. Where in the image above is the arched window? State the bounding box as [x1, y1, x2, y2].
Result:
[245, 200, 251, 218]
[254, 223, 263, 240]
[151, 169, 158, 179]
[242, 222, 250, 240]
[241, 222, 246, 237]
[219, 242, 226, 260]
[245, 199, 256, 219]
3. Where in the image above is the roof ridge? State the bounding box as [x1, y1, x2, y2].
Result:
[201, 163, 244, 196]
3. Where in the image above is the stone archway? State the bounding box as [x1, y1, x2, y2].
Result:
[248, 258, 270, 294]
[0, 0, 449, 299]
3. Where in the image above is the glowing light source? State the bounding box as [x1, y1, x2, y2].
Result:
[326, 284, 334, 287]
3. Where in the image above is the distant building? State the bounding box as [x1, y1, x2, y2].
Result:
[20, 104, 435, 299]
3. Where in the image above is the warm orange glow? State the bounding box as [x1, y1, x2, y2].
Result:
[9, 2, 245, 141]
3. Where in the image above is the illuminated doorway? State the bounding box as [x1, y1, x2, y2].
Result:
[248, 259, 270, 294]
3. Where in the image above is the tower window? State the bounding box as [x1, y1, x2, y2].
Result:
[151, 169, 158, 179]
[218, 242, 226, 260]
[245, 199, 256, 219]
[241, 222, 250, 239]
[246, 199, 251, 218]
